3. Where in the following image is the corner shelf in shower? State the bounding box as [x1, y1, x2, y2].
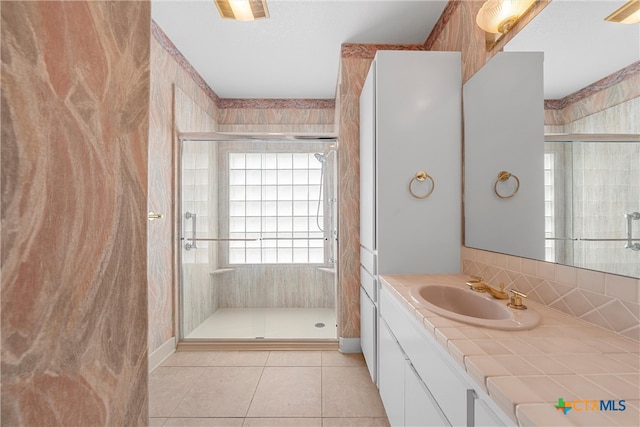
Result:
[210, 268, 236, 276]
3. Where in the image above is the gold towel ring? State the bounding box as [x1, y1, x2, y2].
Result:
[494, 171, 520, 199]
[409, 170, 435, 199]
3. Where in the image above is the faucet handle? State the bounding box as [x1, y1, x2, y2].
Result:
[468, 275, 483, 283]
[507, 289, 528, 310]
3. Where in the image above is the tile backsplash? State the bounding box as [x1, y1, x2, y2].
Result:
[462, 247, 640, 341]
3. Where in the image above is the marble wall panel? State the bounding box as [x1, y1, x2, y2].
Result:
[544, 72, 640, 132]
[336, 56, 373, 339]
[564, 97, 640, 134]
[217, 107, 335, 134]
[544, 61, 640, 125]
[1, 1, 150, 425]
[425, 0, 486, 83]
[217, 267, 335, 309]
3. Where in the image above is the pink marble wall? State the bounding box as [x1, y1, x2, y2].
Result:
[216, 97, 335, 135]
[545, 61, 640, 126]
[1, 1, 150, 425]
[426, 0, 549, 83]
[217, 106, 334, 134]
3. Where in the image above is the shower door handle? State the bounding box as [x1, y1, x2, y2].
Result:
[625, 212, 640, 250]
[185, 211, 197, 250]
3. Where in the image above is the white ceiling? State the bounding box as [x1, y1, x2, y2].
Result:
[151, 0, 447, 99]
[152, 0, 639, 101]
[504, 0, 640, 99]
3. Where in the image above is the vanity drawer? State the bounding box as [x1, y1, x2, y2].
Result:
[360, 265, 376, 302]
[360, 246, 376, 276]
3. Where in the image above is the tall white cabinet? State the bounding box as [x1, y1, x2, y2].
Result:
[359, 51, 462, 384]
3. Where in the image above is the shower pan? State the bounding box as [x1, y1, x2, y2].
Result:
[178, 135, 338, 346]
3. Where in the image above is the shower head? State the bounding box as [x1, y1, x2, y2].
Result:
[314, 149, 335, 163]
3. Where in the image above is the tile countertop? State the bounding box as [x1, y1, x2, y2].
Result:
[380, 274, 640, 427]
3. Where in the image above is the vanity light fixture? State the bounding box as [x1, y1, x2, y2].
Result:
[605, 0, 640, 24]
[214, 0, 269, 21]
[476, 0, 536, 34]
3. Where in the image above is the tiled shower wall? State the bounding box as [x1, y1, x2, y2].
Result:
[212, 141, 336, 311]
[217, 267, 335, 309]
[571, 141, 640, 278]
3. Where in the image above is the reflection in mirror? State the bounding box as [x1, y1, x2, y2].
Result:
[464, 0, 639, 278]
[544, 135, 640, 278]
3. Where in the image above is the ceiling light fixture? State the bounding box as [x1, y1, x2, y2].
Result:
[605, 0, 640, 24]
[214, 0, 269, 21]
[476, 0, 536, 34]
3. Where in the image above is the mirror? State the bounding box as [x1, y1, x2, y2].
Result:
[464, 1, 640, 278]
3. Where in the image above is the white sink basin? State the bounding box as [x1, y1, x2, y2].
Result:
[409, 284, 540, 330]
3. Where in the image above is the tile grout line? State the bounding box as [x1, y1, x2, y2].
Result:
[242, 351, 270, 422]
[165, 365, 208, 419]
[320, 351, 325, 423]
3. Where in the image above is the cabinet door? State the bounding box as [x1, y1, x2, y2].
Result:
[381, 286, 468, 426]
[374, 51, 461, 275]
[378, 320, 405, 427]
[360, 287, 376, 383]
[474, 397, 507, 427]
[405, 361, 451, 427]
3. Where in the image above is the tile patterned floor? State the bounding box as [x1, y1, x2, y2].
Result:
[149, 350, 390, 427]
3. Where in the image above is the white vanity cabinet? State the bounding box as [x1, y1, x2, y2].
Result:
[378, 285, 514, 427]
[380, 318, 450, 427]
[359, 50, 462, 384]
[378, 320, 406, 426]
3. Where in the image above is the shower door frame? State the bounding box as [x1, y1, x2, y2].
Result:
[175, 132, 340, 351]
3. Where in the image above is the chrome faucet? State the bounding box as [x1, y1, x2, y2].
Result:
[465, 276, 509, 300]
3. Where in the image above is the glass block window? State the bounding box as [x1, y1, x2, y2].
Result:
[228, 152, 325, 264]
[544, 152, 555, 262]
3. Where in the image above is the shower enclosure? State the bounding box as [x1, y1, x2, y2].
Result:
[179, 135, 338, 343]
[544, 135, 639, 278]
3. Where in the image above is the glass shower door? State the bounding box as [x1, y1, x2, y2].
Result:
[179, 138, 338, 342]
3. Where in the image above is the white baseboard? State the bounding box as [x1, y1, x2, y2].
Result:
[339, 337, 361, 353]
[148, 337, 176, 373]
